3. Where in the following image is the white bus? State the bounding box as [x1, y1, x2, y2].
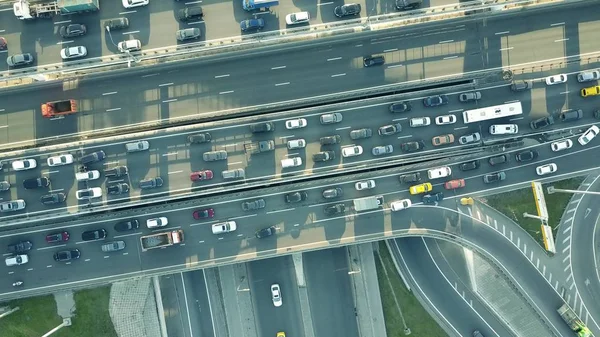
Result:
[462, 102, 523, 124]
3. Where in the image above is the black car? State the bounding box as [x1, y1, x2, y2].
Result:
[488, 154, 507, 166]
[399, 172, 421, 184]
[81, 229, 107, 241]
[378, 124, 402, 136]
[250, 122, 274, 133]
[139, 177, 163, 189]
[423, 95, 449, 107]
[560, 109, 583, 122]
[530, 116, 554, 129]
[80, 150, 106, 165]
[313, 151, 335, 162]
[178, 6, 203, 22]
[107, 183, 130, 195]
[363, 55, 385, 67]
[54, 249, 81, 262]
[6, 53, 34, 67]
[400, 140, 425, 152]
[322, 187, 343, 199]
[334, 3, 361, 17]
[483, 172, 506, 183]
[104, 18, 129, 30]
[422, 192, 444, 204]
[389, 101, 411, 113]
[324, 204, 346, 216]
[23, 177, 50, 189]
[459, 160, 480, 171]
[187, 133, 211, 144]
[242, 199, 266, 211]
[320, 135, 341, 145]
[255, 226, 276, 239]
[285, 191, 308, 203]
[41, 193, 66, 205]
[59, 24, 87, 38]
[240, 18, 265, 32]
[515, 150, 539, 162]
[114, 220, 140, 232]
[395, 0, 422, 10]
[8, 240, 33, 253]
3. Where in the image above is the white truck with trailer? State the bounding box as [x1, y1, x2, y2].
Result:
[353, 196, 384, 212]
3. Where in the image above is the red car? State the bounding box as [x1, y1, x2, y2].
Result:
[444, 179, 466, 190]
[46, 231, 70, 243]
[190, 170, 213, 181]
[193, 208, 215, 220]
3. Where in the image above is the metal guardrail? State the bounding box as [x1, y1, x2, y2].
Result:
[0, 0, 579, 89]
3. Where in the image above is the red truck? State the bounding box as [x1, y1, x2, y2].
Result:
[41, 99, 77, 118]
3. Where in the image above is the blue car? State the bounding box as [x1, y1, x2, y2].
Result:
[423, 95, 449, 107]
[240, 18, 265, 32]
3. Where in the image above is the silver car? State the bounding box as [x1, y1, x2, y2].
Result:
[458, 132, 481, 145]
[6, 53, 34, 67]
[320, 113, 343, 124]
[372, 145, 393, 156]
[101, 241, 126, 252]
[176, 28, 201, 41]
[203, 150, 228, 161]
[0, 200, 26, 212]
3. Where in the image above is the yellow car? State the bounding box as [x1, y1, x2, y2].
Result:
[409, 182, 432, 195]
[460, 197, 474, 206]
[581, 85, 600, 97]
[277, 333, 286, 337]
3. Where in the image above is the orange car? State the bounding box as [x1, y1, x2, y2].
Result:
[444, 179, 466, 190]
[432, 134, 455, 146]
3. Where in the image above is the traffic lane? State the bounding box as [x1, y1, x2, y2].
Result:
[248, 256, 304, 337]
[160, 274, 191, 337]
[183, 270, 216, 337]
[2, 140, 598, 291]
[304, 248, 360, 337]
[569, 187, 600, 331]
[397, 237, 509, 336]
[3, 228, 143, 288]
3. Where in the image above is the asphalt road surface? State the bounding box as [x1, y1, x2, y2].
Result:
[393, 237, 515, 336]
[0, 0, 456, 69]
[304, 248, 359, 337]
[0, 2, 597, 144]
[2, 133, 600, 297]
[2, 65, 600, 220]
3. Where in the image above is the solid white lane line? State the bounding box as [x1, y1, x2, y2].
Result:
[327, 57, 342, 61]
[106, 108, 121, 112]
[219, 91, 234, 95]
[271, 66, 286, 70]
[162, 99, 177, 103]
[102, 92, 117, 96]
[495, 31, 510, 35]
[275, 82, 290, 86]
[215, 74, 230, 78]
[159, 82, 174, 87]
[331, 73, 346, 77]
[54, 20, 71, 25]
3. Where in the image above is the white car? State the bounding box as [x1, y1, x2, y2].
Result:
[285, 118, 307, 130]
[545, 74, 567, 86]
[434, 114, 457, 125]
[458, 132, 481, 145]
[427, 166, 451, 179]
[536, 163, 557, 176]
[355, 180, 376, 191]
[5, 254, 28, 266]
[118, 39, 142, 53]
[342, 145, 363, 158]
[372, 145, 393, 156]
[0, 200, 26, 212]
[287, 139, 306, 149]
[390, 199, 412, 211]
[60, 46, 87, 60]
[76, 187, 102, 200]
[147, 217, 168, 229]
[271, 284, 282, 307]
[578, 125, 600, 146]
[212, 221, 237, 234]
[11, 159, 37, 171]
[47, 154, 74, 167]
[75, 170, 101, 181]
[285, 12, 310, 25]
[122, 0, 149, 8]
[550, 139, 573, 152]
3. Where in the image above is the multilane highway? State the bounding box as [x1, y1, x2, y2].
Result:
[0, 2, 596, 144]
[2, 134, 600, 297]
[1, 66, 598, 219]
[0, 0, 452, 69]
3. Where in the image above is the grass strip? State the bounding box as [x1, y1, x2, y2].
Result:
[483, 177, 585, 246]
[376, 241, 448, 337]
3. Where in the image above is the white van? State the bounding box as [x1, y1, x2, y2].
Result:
[489, 124, 518, 135]
[409, 117, 431, 128]
[75, 170, 100, 182]
[212, 221, 237, 234]
[222, 168, 245, 179]
[281, 157, 302, 168]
